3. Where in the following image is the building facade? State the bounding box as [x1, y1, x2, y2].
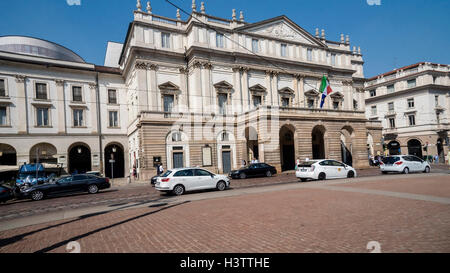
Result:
[0, 36, 129, 177]
[0, 1, 384, 179]
[364, 62, 449, 162]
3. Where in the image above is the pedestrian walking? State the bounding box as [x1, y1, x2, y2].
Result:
[242, 159, 247, 168]
[158, 164, 164, 175]
[295, 157, 301, 170]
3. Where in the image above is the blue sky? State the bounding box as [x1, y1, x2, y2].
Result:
[0, 0, 448, 77]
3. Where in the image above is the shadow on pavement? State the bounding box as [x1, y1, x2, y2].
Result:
[0, 196, 177, 250]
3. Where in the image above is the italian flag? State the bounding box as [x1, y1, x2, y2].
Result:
[319, 75, 333, 108]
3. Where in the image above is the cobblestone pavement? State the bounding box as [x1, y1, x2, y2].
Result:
[0, 172, 448, 253]
[0, 166, 448, 221]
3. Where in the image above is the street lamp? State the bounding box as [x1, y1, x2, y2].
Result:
[110, 146, 116, 183]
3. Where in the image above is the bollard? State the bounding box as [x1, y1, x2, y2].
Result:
[127, 175, 131, 184]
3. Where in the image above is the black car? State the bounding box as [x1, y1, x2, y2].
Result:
[150, 175, 159, 186]
[229, 163, 277, 179]
[21, 174, 111, 201]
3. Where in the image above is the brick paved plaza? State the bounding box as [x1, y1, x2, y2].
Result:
[0, 171, 449, 253]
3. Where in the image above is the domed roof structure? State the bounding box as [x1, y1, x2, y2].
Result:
[0, 36, 85, 63]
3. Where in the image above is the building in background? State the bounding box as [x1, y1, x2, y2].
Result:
[0, 36, 128, 178]
[0, 1, 384, 179]
[364, 62, 449, 162]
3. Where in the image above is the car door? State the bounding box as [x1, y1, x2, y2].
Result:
[318, 160, 335, 178]
[411, 156, 426, 172]
[71, 175, 89, 192]
[247, 164, 259, 177]
[331, 161, 347, 178]
[402, 156, 416, 172]
[51, 176, 74, 195]
[194, 169, 214, 190]
[172, 169, 194, 191]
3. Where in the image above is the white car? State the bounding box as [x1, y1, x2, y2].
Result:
[380, 155, 431, 174]
[155, 168, 230, 195]
[295, 159, 357, 182]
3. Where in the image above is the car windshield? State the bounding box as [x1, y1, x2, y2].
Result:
[382, 157, 401, 164]
[161, 170, 172, 177]
[298, 161, 317, 167]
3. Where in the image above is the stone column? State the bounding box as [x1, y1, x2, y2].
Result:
[55, 80, 66, 134]
[135, 62, 149, 112]
[241, 67, 249, 112]
[148, 64, 158, 111]
[202, 62, 213, 113]
[15, 75, 27, 134]
[232, 67, 242, 114]
[89, 83, 98, 134]
[265, 70, 273, 106]
[272, 71, 279, 107]
[179, 67, 189, 111]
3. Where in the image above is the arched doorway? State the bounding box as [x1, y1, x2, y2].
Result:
[30, 143, 57, 164]
[340, 126, 354, 166]
[245, 126, 259, 161]
[0, 144, 17, 165]
[312, 126, 325, 159]
[280, 125, 295, 171]
[166, 130, 190, 169]
[407, 139, 423, 158]
[104, 143, 125, 178]
[68, 143, 91, 174]
[437, 138, 444, 163]
[217, 131, 236, 174]
[387, 141, 401, 155]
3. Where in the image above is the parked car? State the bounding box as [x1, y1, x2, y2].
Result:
[295, 159, 357, 182]
[150, 175, 159, 186]
[155, 168, 230, 196]
[380, 155, 431, 174]
[20, 174, 111, 201]
[0, 184, 13, 203]
[229, 163, 277, 179]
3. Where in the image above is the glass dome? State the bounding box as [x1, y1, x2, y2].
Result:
[0, 36, 85, 63]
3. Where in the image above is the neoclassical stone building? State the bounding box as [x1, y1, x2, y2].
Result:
[365, 62, 449, 162]
[119, 1, 382, 179]
[0, 1, 383, 179]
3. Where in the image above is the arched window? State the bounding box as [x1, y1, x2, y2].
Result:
[172, 131, 182, 142]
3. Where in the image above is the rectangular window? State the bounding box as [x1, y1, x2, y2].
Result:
[72, 86, 82, 102]
[161, 32, 171, 48]
[281, 97, 290, 107]
[333, 101, 340, 110]
[108, 89, 117, 104]
[407, 98, 414, 108]
[163, 95, 174, 112]
[281, 44, 287, 57]
[307, 48, 312, 61]
[252, 39, 259, 53]
[109, 111, 118, 127]
[388, 102, 394, 111]
[36, 107, 49, 126]
[407, 79, 416, 88]
[307, 99, 315, 109]
[387, 84, 395, 94]
[331, 53, 336, 66]
[435, 95, 439, 106]
[353, 99, 358, 110]
[408, 115, 416, 126]
[369, 89, 376, 97]
[216, 33, 224, 48]
[389, 118, 396, 128]
[218, 93, 228, 115]
[73, 109, 84, 127]
[0, 106, 7, 125]
[436, 112, 440, 124]
[253, 95, 261, 108]
[35, 83, 47, 100]
[371, 105, 377, 116]
[0, 79, 5, 97]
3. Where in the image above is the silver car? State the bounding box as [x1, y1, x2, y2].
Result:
[380, 155, 431, 174]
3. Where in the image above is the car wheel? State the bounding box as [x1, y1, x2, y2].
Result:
[347, 171, 355, 178]
[300, 178, 308, 182]
[216, 181, 226, 191]
[424, 166, 430, 173]
[239, 173, 246, 179]
[173, 185, 185, 196]
[265, 171, 272, 177]
[31, 190, 44, 201]
[88, 184, 99, 194]
[382, 171, 388, 174]
[403, 167, 409, 174]
[318, 173, 326, 180]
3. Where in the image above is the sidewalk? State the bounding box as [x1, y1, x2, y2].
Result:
[109, 177, 149, 188]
